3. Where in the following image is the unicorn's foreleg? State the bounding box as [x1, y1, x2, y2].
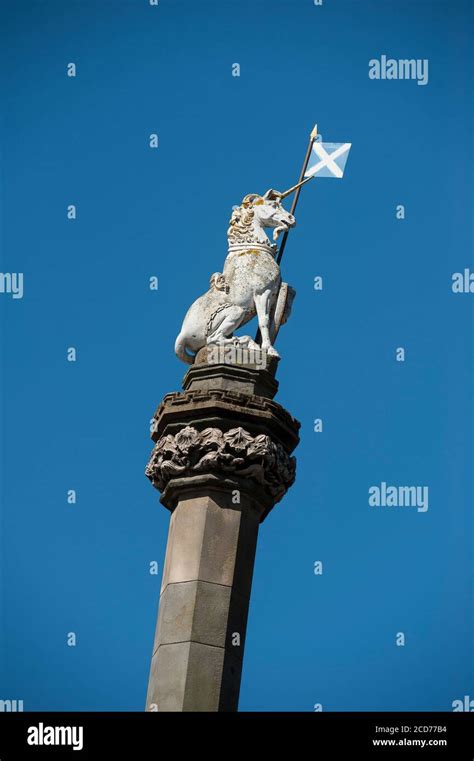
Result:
[254, 289, 280, 358]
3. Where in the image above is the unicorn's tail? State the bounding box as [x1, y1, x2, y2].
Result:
[174, 332, 194, 365]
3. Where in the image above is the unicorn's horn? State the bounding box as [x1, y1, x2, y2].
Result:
[279, 174, 314, 200]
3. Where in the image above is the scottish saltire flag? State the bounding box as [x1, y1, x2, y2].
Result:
[305, 141, 352, 179]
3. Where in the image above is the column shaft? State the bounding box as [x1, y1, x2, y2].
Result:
[146, 488, 259, 711]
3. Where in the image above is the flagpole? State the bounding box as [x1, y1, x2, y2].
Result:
[276, 123, 318, 266]
[254, 125, 318, 344]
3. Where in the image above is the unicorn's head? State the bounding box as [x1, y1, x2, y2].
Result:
[227, 190, 296, 245]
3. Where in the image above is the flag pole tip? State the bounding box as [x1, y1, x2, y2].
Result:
[310, 124, 318, 139]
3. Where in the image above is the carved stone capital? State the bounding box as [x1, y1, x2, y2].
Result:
[146, 425, 296, 512]
[146, 363, 299, 521]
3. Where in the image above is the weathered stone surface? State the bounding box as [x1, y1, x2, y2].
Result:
[184, 360, 279, 398]
[153, 580, 232, 651]
[159, 492, 258, 597]
[145, 362, 299, 711]
[147, 642, 226, 712]
[146, 488, 258, 711]
[145, 425, 296, 505]
[150, 385, 299, 456]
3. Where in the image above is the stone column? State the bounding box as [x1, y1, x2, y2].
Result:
[145, 352, 299, 711]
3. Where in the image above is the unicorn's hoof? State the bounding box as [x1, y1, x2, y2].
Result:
[266, 346, 280, 359]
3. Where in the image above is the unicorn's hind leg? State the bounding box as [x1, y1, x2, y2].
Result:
[206, 305, 246, 344]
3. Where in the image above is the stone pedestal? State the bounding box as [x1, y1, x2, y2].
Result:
[145, 355, 299, 711]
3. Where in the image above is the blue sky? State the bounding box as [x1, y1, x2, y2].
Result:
[0, 0, 472, 710]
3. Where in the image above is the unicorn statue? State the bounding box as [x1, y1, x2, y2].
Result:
[174, 189, 296, 365]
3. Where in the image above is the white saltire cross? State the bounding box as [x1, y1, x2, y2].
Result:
[305, 142, 352, 179]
